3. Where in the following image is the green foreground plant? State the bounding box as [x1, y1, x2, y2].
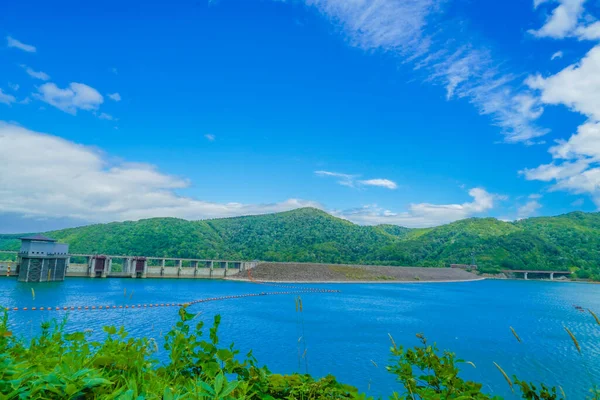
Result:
[0, 308, 596, 399]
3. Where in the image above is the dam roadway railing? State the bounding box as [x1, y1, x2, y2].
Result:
[0, 250, 258, 279]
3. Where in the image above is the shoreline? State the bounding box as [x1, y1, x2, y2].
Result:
[225, 277, 487, 284]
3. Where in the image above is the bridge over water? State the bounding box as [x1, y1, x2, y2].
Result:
[0, 250, 256, 279]
[502, 269, 572, 280]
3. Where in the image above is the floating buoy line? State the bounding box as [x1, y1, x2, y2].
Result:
[2, 270, 340, 313]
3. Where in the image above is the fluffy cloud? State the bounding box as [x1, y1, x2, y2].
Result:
[520, 159, 590, 181]
[529, 0, 600, 40]
[0, 122, 322, 223]
[551, 50, 564, 60]
[550, 121, 600, 160]
[8, 83, 20, 91]
[529, 0, 586, 39]
[107, 92, 121, 102]
[521, 22, 600, 206]
[6, 36, 36, 52]
[527, 45, 600, 121]
[521, 122, 600, 205]
[34, 82, 104, 115]
[333, 188, 500, 227]
[204, 134, 216, 142]
[576, 21, 600, 40]
[298, 0, 547, 143]
[517, 199, 542, 219]
[358, 179, 398, 190]
[0, 90, 16, 105]
[315, 170, 397, 189]
[21, 65, 50, 81]
[0, 123, 504, 228]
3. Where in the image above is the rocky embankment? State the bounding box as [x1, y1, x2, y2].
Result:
[231, 262, 482, 283]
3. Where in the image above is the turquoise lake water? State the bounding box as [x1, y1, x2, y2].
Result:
[1, 278, 599, 399]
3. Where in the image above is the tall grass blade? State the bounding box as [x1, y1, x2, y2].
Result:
[31, 288, 35, 301]
[493, 362, 513, 392]
[510, 326, 522, 343]
[388, 333, 397, 351]
[589, 309, 600, 326]
[564, 327, 581, 354]
[559, 386, 566, 399]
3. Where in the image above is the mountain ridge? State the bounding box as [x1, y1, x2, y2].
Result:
[1, 207, 598, 279]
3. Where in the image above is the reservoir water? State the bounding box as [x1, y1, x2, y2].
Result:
[1, 278, 599, 399]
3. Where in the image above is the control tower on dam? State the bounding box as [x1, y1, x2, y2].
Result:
[17, 235, 69, 282]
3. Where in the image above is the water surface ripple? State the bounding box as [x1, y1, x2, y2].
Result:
[1, 278, 599, 399]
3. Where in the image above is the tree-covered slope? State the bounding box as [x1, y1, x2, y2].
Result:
[1, 208, 599, 278]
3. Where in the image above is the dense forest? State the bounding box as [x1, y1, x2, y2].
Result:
[1, 207, 599, 279]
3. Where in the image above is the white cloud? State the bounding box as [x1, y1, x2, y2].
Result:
[529, 0, 586, 39]
[529, 0, 600, 40]
[358, 178, 398, 190]
[34, 82, 104, 115]
[520, 159, 590, 181]
[576, 21, 600, 40]
[98, 112, 114, 120]
[6, 36, 36, 52]
[298, 0, 547, 143]
[0, 122, 322, 223]
[521, 122, 600, 205]
[315, 170, 397, 189]
[527, 45, 600, 121]
[550, 121, 600, 160]
[107, 92, 121, 102]
[21, 65, 50, 81]
[315, 170, 357, 187]
[333, 188, 500, 227]
[0, 90, 17, 105]
[204, 134, 216, 142]
[8, 83, 20, 91]
[551, 50, 564, 60]
[517, 199, 542, 219]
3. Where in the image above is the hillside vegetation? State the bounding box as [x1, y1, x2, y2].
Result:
[1, 208, 599, 279]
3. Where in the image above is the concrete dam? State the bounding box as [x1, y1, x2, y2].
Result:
[0, 250, 257, 280]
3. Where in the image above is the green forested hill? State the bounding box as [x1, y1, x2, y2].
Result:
[1, 208, 599, 279]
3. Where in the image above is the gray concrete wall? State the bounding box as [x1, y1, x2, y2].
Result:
[0, 262, 17, 276]
[66, 263, 88, 277]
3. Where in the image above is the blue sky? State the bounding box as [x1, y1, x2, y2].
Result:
[1, 0, 600, 232]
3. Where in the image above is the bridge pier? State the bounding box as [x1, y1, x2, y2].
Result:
[103, 258, 112, 278]
[124, 258, 131, 276]
[550, 272, 554, 280]
[524, 272, 528, 280]
[87, 257, 94, 278]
